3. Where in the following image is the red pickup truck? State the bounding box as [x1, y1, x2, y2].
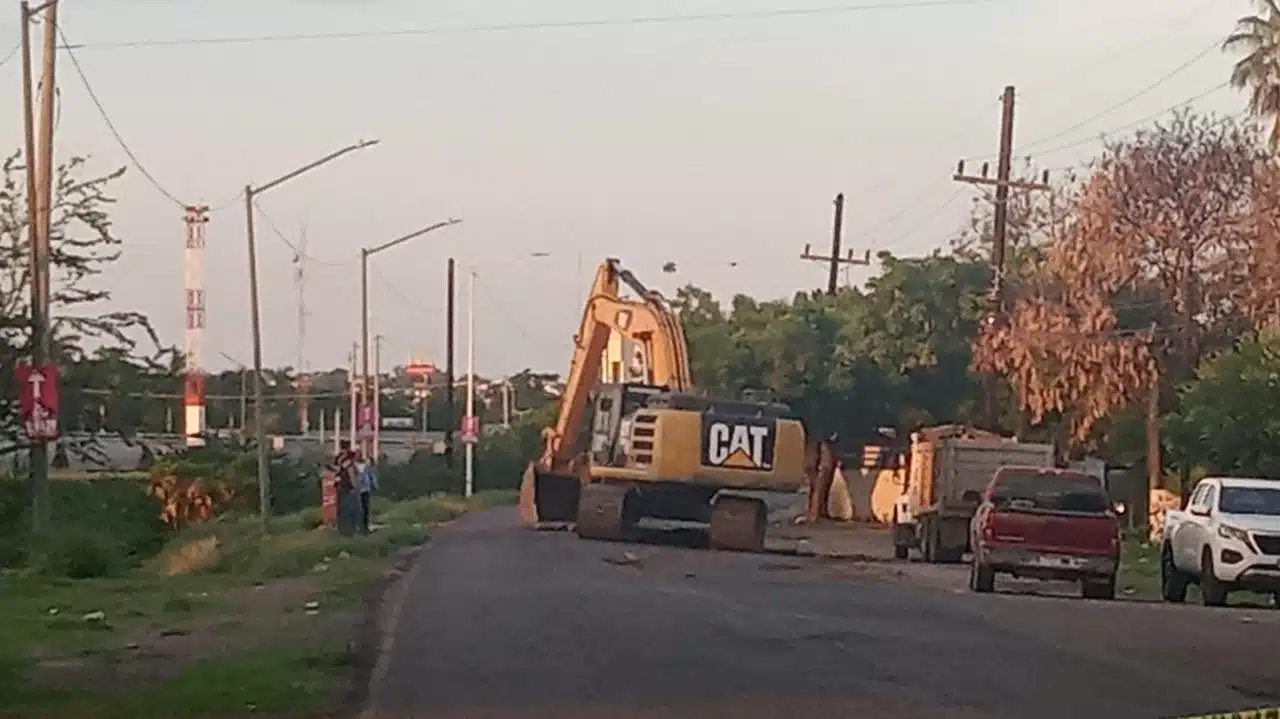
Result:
[969, 466, 1122, 600]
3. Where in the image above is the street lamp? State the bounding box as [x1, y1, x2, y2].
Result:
[244, 139, 378, 531]
[359, 219, 462, 457]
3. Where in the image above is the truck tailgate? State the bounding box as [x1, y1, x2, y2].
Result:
[989, 509, 1117, 556]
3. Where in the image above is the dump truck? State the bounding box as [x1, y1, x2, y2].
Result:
[519, 258, 809, 552]
[892, 425, 1054, 563]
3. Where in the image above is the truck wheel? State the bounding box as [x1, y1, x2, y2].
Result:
[1199, 550, 1229, 607]
[891, 513, 910, 560]
[969, 554, 994, 593]
[709, 495, 766, 553]
[1159, 543, 1190, 603]
[921, 518, 937, 563]
[575, 483, 629, 542]
[1082, 575, 1116, 601]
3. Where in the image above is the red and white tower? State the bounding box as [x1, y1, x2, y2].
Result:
[183, 205, 209, 447]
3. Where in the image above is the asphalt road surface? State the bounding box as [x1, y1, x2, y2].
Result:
[365, 508, 1280, 719]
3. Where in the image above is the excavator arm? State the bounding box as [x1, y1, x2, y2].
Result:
[520, 258, 693, 527]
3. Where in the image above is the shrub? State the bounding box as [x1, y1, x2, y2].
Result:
[32, 525, 127, 579]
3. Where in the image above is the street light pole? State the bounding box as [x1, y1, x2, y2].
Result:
[244, 139, 378, 532]
[358, 219, 461, 458]
[465, 269, 476, 498]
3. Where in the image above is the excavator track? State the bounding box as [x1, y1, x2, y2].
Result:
[709, 495, 767, 553]
[575, 483, 631, 542]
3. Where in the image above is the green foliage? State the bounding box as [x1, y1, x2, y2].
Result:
[0, 476, 167, 573]
[674, 252, 991, 447]
[1164, 328, 1280, 477]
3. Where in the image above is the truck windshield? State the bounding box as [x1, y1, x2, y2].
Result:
[1219, 487, 1280, 516]
[991, 473, 1110, 513]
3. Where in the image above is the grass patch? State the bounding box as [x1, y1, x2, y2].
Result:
[1118, 539, 1277, 607]
[0, 646, 354, 719]
[0, 489, 516, 718]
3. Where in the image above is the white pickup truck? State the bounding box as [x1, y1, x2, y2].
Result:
[1160, 477, 1280, 607]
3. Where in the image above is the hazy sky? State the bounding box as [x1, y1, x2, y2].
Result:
[2, 0, 1250, 376]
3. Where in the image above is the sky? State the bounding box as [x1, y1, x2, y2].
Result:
[0, 0, 1253, 377]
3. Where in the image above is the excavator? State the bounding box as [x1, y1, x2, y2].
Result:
[518, 258, 808, 551]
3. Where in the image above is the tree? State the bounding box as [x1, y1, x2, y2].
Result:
[0, 154, 162, 453]
[1164, 328, 1280, 478]
[1224, 0, 1280, 147]
[977, 110, 1270, 497]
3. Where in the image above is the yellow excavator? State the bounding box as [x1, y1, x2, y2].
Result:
[518, 258, 808, 551]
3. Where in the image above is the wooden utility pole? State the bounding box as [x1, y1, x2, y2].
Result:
[953, 85, 1050, 430]
[22, 0, 58, 535]
[801, 194, 870, 293]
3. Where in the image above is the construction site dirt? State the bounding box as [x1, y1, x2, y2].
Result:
[361, 507, 1280, 719]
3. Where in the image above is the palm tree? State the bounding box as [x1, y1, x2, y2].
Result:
[1224, 0, 1280, 147]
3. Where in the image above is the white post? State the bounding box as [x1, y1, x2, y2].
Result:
[502, 380, 511, 427]
[333, 408, 341, 453]
[465, 269, 476, 497]
[373, 335, 382, 462]
[348, 342, 358, 445]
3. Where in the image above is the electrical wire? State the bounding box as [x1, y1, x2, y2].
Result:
[252, 200, 354, 267]
[0, 42, 19, 70]
[1012, 37, 1226, 156]
[1014, 0, 1221, 99]
[874, 188, 965, 249]
[68, 0, 1010, 50]
[371, 264, 441, 314]
[1022, 83, 1233, 161]
[56, 24, 188, 207]
[471, 275, 569, 352]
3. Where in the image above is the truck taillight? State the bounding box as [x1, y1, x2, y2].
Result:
[980, 513, 994, 541]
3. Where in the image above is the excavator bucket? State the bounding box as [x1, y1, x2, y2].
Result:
[518, 463, 582, 528]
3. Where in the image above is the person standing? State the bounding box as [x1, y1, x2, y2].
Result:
[335, 440, 359, 535]
[356, 452, 378, 534]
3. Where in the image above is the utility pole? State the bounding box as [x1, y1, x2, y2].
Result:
[465, 269, 476, 498]
[295, 217, 309, 436]
[953, 85, 1050, 430]
[373, 334, 382, 462]
[22, 0, 57, 536]
[445, 258, 456, 468]
[347, 342, 358, 445]
[801, 193, 870, 293]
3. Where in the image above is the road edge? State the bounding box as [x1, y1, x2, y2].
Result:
[348, 542, 427, 719]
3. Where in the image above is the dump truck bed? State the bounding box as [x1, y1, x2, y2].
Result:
[919, 437, 1055, 513]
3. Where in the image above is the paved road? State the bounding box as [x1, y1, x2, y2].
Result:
[366, 508, 1280, 719]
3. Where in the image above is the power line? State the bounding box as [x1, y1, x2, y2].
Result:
[1025, 83, 1234, 162]
[1011, 38, 1225, 157]
[1015, 0, 1221, 99]
[0, 42, 19, 69]
[56, 24, 187, 207]
[371, 263, 441, 313]
[252, 200, 353, 267]
[67, 0, 1010, 50]
[471, 275, 566, 352]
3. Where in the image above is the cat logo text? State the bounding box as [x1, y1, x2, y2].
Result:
[700, 415, 775, 471]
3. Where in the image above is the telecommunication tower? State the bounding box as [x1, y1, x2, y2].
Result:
[183, 205, 209, 447]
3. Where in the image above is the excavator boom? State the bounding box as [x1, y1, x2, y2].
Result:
[520, 258, 693, 526]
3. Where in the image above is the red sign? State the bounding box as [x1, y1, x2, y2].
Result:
[406, 362, 436, 379]
[461, 415, 480, 443]
[357, 403, 376, 440]
[16, 363, 59, 441]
